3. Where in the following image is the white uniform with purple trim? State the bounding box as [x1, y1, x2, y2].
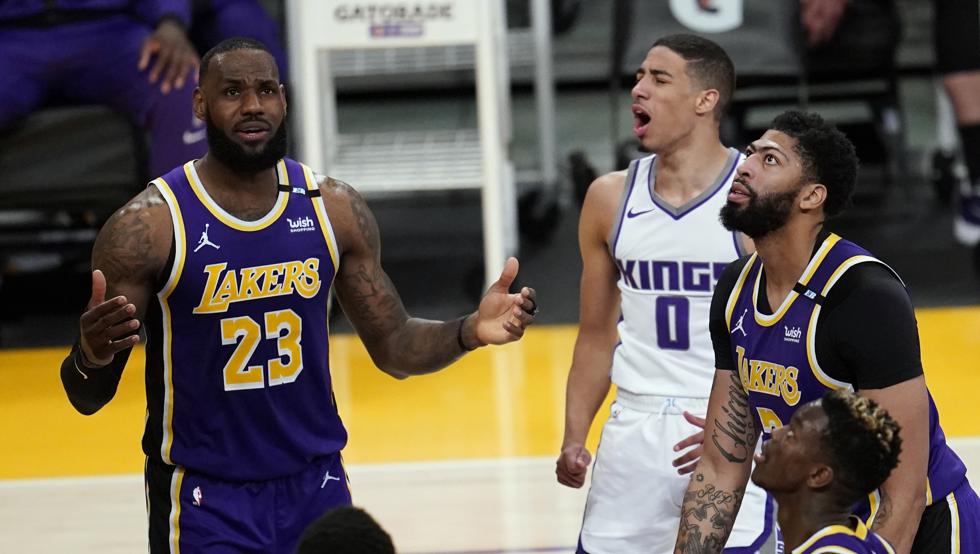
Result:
[578, 150, 776, 554]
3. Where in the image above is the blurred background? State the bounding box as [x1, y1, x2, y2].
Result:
[1, 0, 979, 344]
[1, 1, 979, 552]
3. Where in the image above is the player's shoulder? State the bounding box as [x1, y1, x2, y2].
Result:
[93, 185, 173, 282]
[314, 173, 357, 200]
[824, 253, 906, 307]
[588, 169, 629, 197]
[109, 185, 171, 229]
[579, 169, 630, 234]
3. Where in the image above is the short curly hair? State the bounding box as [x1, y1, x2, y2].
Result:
[820, 390, 902, 506]
[769, 111, 859, 218]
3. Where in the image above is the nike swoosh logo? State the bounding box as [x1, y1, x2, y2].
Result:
[626, 207, 655, 218]
[182, 128, 207, 145]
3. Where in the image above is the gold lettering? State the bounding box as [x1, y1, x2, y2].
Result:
[774, 364, 786, 395]
[195, 259, 320, 312]
[194, 263, 229, 313]
[296, 258, 321, 299]
[782, 366, 801, 406]
[280, 261, 303, 295]
[750, 360, 766, 391]
[215, 269, 240, 306]
[263, 264, 284, 296]
[760, 361, 776, 393]
[239, 267, 263, 299]
[736, 346, 751, 390]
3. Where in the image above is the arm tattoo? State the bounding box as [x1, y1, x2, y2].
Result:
[343, 261, 402, 342]
[332, 180, 462, 374]
[93, 191, 167, 293]
[346, 180, 378, 249]
[334, 180, 405, 341]
[710, 372, 756, 463]
[677, 472, 745, 554]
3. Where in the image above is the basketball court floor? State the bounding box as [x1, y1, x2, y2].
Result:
[2, 309, 979, 553]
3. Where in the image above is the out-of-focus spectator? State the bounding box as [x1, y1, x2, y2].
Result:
[295, 506, 396, 554]
[0, 0, 288, 178]
[0, 0, 206, 176]
[800, 0, 980, 274]
[935, 0, 980, 271]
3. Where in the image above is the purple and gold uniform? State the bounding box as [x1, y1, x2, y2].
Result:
[792, 517, 895, 554]
[720, 233, 979, 553]
[143, 158, 349, 553]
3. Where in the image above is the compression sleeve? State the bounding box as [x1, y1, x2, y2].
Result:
[60, 341, 132, 415]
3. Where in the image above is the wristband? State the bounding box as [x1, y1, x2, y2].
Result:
[456, 317, 478, 352]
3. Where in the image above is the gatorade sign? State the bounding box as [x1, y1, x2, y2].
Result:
[324, 2, 479, 45]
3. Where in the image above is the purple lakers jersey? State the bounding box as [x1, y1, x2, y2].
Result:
[725, 234, 968, 515]
[142, 158, 345, 481]
[793, 517, 895, 553]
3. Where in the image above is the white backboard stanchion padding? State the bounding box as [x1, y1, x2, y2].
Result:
[287, 0, 516, 287]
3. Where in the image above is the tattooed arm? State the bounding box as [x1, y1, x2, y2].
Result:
[61, 187, 173, 414]
[674, 370, 759, 554]
[323, 178, 536, 378]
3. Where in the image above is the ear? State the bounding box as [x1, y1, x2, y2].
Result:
[807, 464, 834, 489]
[280, 84, 288, 115]
[799, 183, 827, 211]
[192, 87, 205, 122]
[695, 89, 720, 117]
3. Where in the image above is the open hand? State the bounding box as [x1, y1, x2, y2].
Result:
[472, 257, 537, 345]
[79, 270, 140, 367]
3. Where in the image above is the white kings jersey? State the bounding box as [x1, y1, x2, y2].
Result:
[610, 149, 747, 397]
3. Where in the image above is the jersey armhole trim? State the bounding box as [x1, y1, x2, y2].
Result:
[806, 255, 885, 391]
[300, 164, 340, 275]
[608, 157, 644, 258]
[725, 254, 757, 331]
[150, 178, 184, 466]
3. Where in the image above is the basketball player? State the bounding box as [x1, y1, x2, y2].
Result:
[58, 38, 537, 553]
[554, 34, 775, 554]
[751, 390, 901, 554]
[673, 111, 979, 553]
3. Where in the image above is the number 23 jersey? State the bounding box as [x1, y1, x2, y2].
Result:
[143, 158, 345, 481]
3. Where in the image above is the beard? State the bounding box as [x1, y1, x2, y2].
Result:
[205, 113, 288, 174]
[720, 184, 799, 239]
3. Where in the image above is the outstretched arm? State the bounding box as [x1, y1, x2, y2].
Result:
[61, 187, 172, 414]
[674, 369, 759, 554]
[325, 178, 536, 378]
